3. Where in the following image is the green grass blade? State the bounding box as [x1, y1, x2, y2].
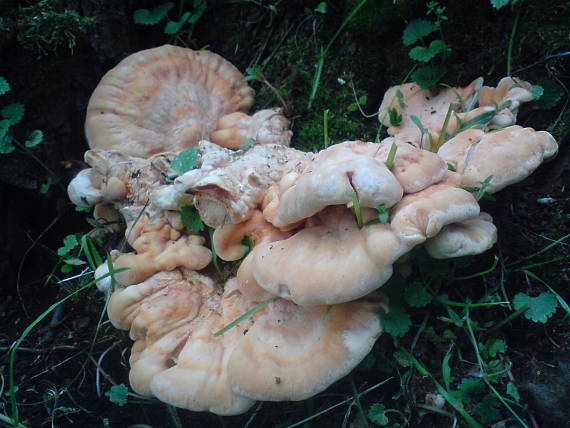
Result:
[213, 297, 278, 337]
[8, 268, 127, 424]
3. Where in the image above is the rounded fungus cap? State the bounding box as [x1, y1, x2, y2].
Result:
[390, 184, 480, 247]
[213, 210, 290, 261]
[85, 45, 254, 157]
[228, 295, 385, 401]
[478, 77, 535, 127]
[246, 206, 407, 306]
[270, 141, 403, 228]
[378, 78, 484, 148]
[210, 108, 292, 149]
[425, 212, 497, 258]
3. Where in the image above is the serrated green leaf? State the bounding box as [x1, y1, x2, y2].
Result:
[368, 403, 389, 426]
[105, 384, 129, 406]
[409, 40, 450, 62]
[314, 1, 327, 14]
[170, 147, 199, 174]
[473, 394, 500, 424]
[347, 102, 358, 112]
[58, 234, 79, 257]
[25, 129, 43, 148]
[379, 304, 411, 338]
[358, 94, 368, 105]
[457, 377, 486, 403]
[180, 204, 204, 232]
[506, 382, 520, 403]
[0, 76, 9, 95]
[513, 292, 558, 323]
[490, 0, 512, 9]
[404, 283, 432, 307]
[402, 19, 435, 46]
[164, 12, 191, 34]
[133, 2, 173, 25]
[411, 65, 447, 89]
[2, 103, 25, 125]
[0, 134, 14, 154]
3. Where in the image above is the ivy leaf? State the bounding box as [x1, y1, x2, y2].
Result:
[314, 1, 327, 14]
[506, 382, 520, 403]
[379, 303, 411, 338]
[368, 403, 389, 426]
[0, 134, 15, 154]
[0, 76, 9, 95]
[402, 19, 435, 46]
[404, 283, 432, 307]
[513, 292, 558, 323]
[57, 234, 79, 257]
[2, 103, 25, 125]
[409, 40, 450, 62]
[170, 147, 199, 174]
[411, 65, 447, 89]
[133, 2, 173, 25]
[180, 204, 204, 232]
[105, 384, 129, 407]
[456, 377, 486, 403]
[164, 11, 191, 35]
[25, 129, 43, 148]
[490, 0, 512, 9]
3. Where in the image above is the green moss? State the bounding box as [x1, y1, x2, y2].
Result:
[251, 37, 380, 152]
[17, 0, 96, 55]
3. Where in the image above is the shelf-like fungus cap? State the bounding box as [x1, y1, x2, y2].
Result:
[111, 212, 211, 286]
[439, 126, 558, 193]
[151, 141, 312, 227]
[378, 78, 484, 147]
[210, 108, 293, 149]
[425, 212, 497, 258]
[213, 210, 290, 261]
[245, 206, 407, 306]
[270, 141, 403, 228]
[85, 45, 254, 157]
[478, 77, 535, 127]
[390, 184, 481, 247]
[109, 272, 256, 415]
[375, 139, 448, 193]
[228, 295, 386, 401]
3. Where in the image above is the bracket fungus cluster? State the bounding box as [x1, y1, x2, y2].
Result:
[68, 45, 558, 415]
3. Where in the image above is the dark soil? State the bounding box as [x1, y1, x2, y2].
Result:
[1, 1, 568, 427]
